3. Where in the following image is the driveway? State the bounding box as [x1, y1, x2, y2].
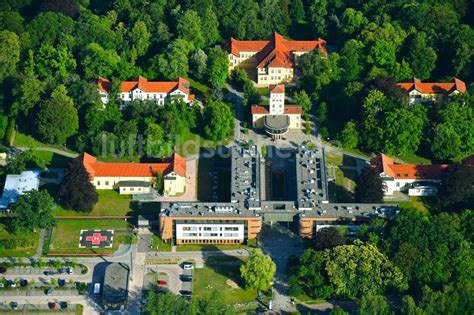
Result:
[258, 222, 304, 312]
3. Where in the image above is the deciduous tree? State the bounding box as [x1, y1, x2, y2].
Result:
[59, 159, 98, 212]
[177, 10, 204, 50]
[355, 166, 384, 203]
[325, 241, 407, 298]
[206, 48, 229, 88]
[407, 32, 437, 80]
[203, 101, 234, 141]
[438, 165, 474, 212]
[142, 291, 191, 315]
[293, 90, 312, 113]
[10, 190, 55, 232]
[315, 227, 345, 250]
[130, 21, 151, 57]
[240, 248, 276, 292]
[0, 30, 20, 82]
[339, 121, 359, 149]
[36, 85, 79, 144]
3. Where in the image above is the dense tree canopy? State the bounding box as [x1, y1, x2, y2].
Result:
[203, 101, 234, 141]
[240, 248, 276, 292]
[10, 190, 55, 232]
[36, 85, 78, 144]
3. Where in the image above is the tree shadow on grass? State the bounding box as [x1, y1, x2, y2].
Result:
[328, 181, 354, 203]
[200, 245, 246, 288]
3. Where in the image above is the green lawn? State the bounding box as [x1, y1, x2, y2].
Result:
[52, 190, 133, 217]
[326, 152, 357, 202]
[388, 196, 435, 212]
[194, 256, 257, 305]
[0, 220, 39, 257]
[97, 155, 141, 163]
[27, 151, 72, 169]
[13, 132, 74, 153]
[48, 219, 131, 255]
[395, 152, 432, 164]
[151, 234, 171, 252]
[188, 78, 210, 100]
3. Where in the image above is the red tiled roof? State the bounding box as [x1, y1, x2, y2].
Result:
[225, 32, 327, 69]
[251, 105, 302, 115]
[284, 105, 302, 115]
[98, 76, 191, 95]
[397, 77, 467, 95]
[97, 77, 111, 94]
[270, 84, 285, 94]
[76, 153, 186, 180]
[370, 153, 447, 180]
[168, 154, 186, 177]
[251, 105, 269, 115]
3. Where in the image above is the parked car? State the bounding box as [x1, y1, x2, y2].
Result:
[180, 275, 193, 282]
[19, 279, 28, 287]
[58, 268, 67, 275]
[48, 302, 57, 310]
[58, 279, 66, 287]
[10, 302, 18, 310]
[157, 280, 168, 286]
[60, 301, 68, 309]
[67, 268, 73, 275]
[7, 280, 16, 288]
[0, 266, 7, 274]
[182, 262, 194, 270]
[93, 283, 101, 295]
[45, 288, 52, 295]
[44, 271, 56, 276]
[180, 290, 192, 296]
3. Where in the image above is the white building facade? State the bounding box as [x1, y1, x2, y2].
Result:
[176, 223, 245, 244]
[98, 76, 195, 109]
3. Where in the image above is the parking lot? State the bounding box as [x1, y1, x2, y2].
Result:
[143, 262, 194, 298]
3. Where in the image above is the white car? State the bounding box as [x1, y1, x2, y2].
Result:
[182, 262, 194, 270]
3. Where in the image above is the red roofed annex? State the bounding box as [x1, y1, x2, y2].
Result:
[225, 32, 327, 85]
[370, 153, 448, 196]
[76, 153, 186, 196]
[397, 77, 466, 104]
[97, 76, 195, 109]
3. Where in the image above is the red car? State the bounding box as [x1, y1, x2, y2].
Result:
[158, 280, 168, 286]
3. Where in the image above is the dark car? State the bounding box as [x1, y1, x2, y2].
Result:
[60, 301, 68, 309]
[58, 279, 66, 287]
[180, 275, 193, 282]
[19, 279, 28, 287]
[44, 271, 56, 276]
[45, 288, 52, 295]
[48, 302, 57, 310]
[58, 268, 67, 275]
[10, 302, 18, 310]
[0, 266, 7, 274]
[180, 290, 192, 296]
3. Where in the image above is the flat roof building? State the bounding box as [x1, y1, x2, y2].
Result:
[102, 263, 130, 311]
[0, 170, 41, 209]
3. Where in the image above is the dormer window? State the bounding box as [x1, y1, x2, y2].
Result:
[404, 173, 409, 177]
[396, 173, 400, 177]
